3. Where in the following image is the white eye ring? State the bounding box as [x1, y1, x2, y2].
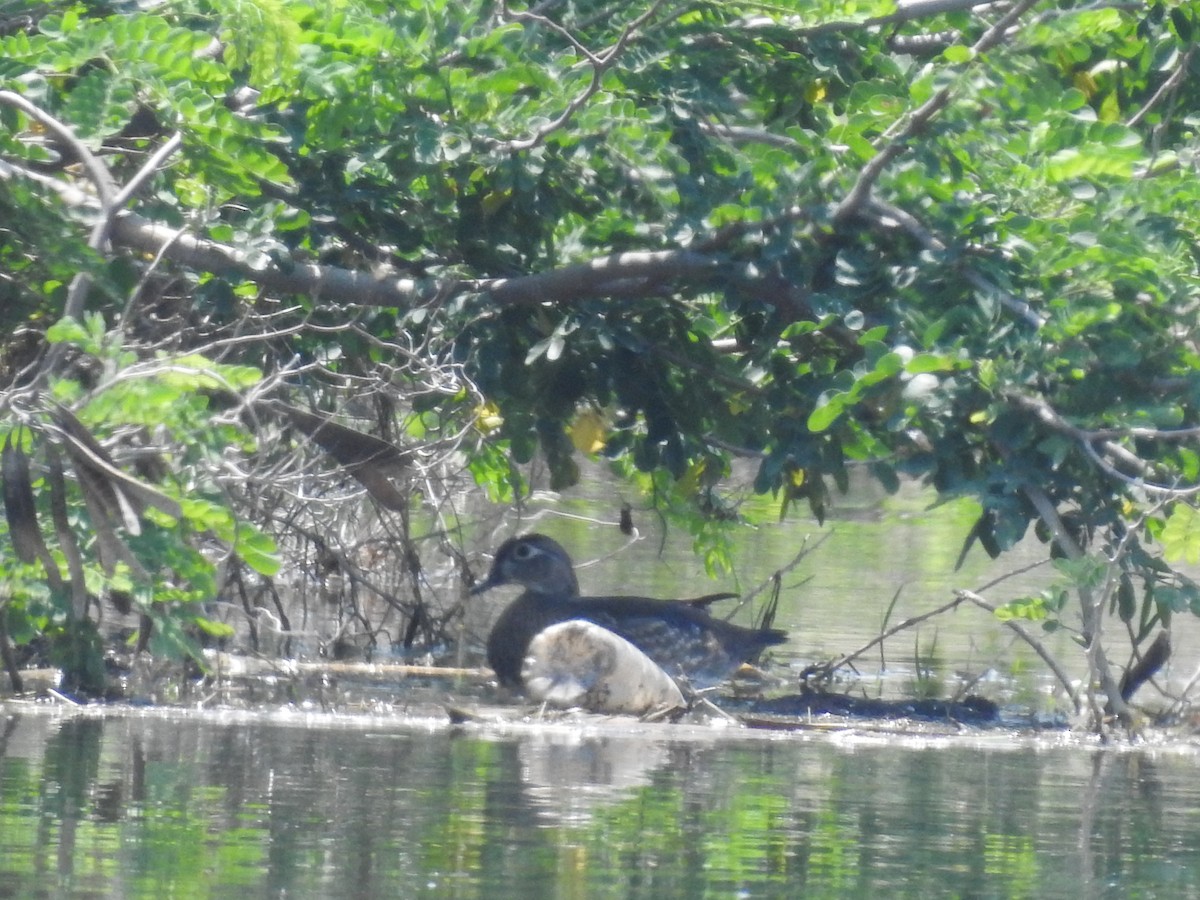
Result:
[513, 543, 536, 560]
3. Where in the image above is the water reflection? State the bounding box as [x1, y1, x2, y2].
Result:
[4, 707, 1200, 898]
[519, 732, 670, 826]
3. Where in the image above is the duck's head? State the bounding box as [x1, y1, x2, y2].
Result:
[470, 533, 581, 598]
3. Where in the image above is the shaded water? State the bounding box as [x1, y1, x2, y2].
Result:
[3, 707, 1200, 898]
[498, 482, 1200, 711]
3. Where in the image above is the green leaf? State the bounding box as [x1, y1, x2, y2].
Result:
[905, 352, 963, 374]
[807, 392, 847, 433]
[995, 591, 1064, 622]
[194, 617, 237, 639]
[1162, 506, 1200, 565]
[160, 354, 263, 391]
[233, 527, 281, 577]
[1171, 7, 1194, 42]
[45, 317, 90, 346]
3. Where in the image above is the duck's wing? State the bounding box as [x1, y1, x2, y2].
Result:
[570, 597, 759, 688]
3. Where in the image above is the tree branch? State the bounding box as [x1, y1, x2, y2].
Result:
[1020, 479, 1131, 729]
[0, 152, 726, 309]
[0, 90, 117, 211]
[833, 0, 1041, 225]
[489, 0, 670, 152]
[1004, 391, 1200, 498]
[789, 0, 1013, 37]
[866, 197, 1045, 327]
[816, 590, 969, 680]
[1127, 44, 1194, 129]
[115, 212, 721, 308]
[955, 588, 1083, 714]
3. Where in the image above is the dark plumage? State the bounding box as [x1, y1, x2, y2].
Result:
[471, 533, 788, 690]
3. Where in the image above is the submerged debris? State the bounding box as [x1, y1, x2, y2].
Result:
[743, 691, 1002, 727]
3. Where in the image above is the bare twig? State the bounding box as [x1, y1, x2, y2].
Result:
[1127, 45, 1194, 129]
[697, 122, 803, 151]
[817, 591, 969, 677]
[110, 131, 183, 210]
[955, 588, 1083, 714]
[490, 0, 671, 152]
[736, 531, 830, 620]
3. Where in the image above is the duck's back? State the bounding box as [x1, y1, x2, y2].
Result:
[486, 591, 786, 689]
[575, 596, 786, 688]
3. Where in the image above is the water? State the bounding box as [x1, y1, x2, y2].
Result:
[7, 481, 1200, 897]
[3, 707, 1200, 899]
[494, 480, 1200, 712]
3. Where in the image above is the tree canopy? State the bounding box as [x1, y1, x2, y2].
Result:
[1, 0, 1199, 726]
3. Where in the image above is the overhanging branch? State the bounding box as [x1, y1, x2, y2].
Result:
[110, 212, 435, 306]
[111, 212, 720, 308]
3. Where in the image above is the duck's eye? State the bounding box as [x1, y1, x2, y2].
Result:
[513, 543, 536, 560]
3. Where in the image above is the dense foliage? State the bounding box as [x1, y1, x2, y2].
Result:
[1, 0, 1198, 724]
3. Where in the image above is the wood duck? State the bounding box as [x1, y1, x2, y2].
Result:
[471, 533, 788, 690]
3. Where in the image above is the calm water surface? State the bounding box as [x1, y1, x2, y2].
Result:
[3, 707, 1200, 899]
[512, 484, 1200, 708]
[7, 485, 1200, 898]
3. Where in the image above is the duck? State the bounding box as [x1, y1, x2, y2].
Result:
[471, 533, 788, 691]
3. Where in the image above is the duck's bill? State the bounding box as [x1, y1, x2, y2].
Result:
[469, 576, 501, 596]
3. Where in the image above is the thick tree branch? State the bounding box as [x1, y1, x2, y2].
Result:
[0, 90, 117, 211]
[0, 150, 727, 312]
[478, 249, 719, 304]
[110, 212, 434, 304]
[111, 211, 720, 308]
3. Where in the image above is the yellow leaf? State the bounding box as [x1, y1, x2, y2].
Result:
[1073, 71, 1098, 98]
[1098, 90, 1120, 123]
[728, 394, 752, 415]
[475, 402, 504, 433]
[481, 189, 512, 219]
[568, 409, 606, 454]
[676, 460, 706, 497]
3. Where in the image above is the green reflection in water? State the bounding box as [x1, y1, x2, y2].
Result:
[3, 710, 1200, 899]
